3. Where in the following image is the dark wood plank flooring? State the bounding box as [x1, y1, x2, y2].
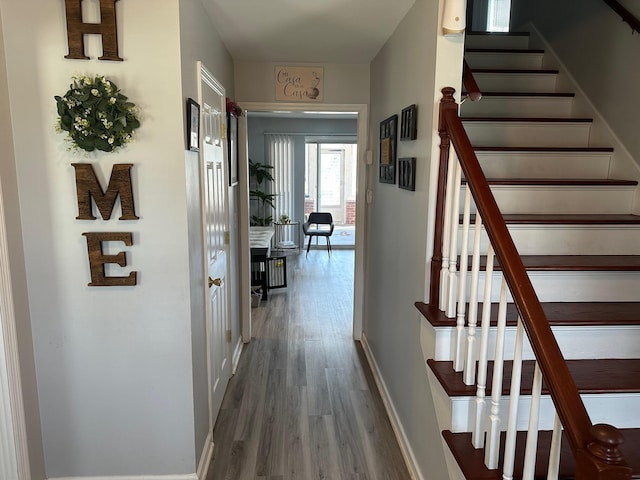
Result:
[207, 250, 411, 480]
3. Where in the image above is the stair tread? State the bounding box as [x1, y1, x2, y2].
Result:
[488, 213, 640, 224]
[462, 116, 592, 122]
[463, 92, 574, 97]
[462, 178, 637, 186]
[443, 429, 640, 479]
[466, 48, 544, 54]
[415, 301, 640, 328]
[471, 68, 559, 74]
[467, 31, 531, 37]
[463, 254, 640, 271]
[474, 146, 614, 152]
[428, 359, 640, 396]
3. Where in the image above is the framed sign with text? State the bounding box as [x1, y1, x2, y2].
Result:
[275, 66, 324, 102]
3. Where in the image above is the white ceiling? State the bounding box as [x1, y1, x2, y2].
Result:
[200, 0, 417, 63]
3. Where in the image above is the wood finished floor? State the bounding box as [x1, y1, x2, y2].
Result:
[207, 250, 411, 480]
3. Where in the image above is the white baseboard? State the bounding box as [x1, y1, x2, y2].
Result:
[49, 475, 198, 480]
[196, 431, 214, 480]
[360, 333, 424, 480]
[231, 336, 243, 375]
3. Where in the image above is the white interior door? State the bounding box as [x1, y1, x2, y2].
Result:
[199, 64, 231, 428]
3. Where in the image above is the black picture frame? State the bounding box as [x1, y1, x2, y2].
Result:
[186, 98, 200, 152]
[400, 104, 417, 141]
[398, 157, 416, 191]
[227, 114, 239, 186]
[379, 114, 398, 184]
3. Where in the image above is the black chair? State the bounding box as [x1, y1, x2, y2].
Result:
[302, 212, 334, 255]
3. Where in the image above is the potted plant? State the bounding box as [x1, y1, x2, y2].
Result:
[249, 159, 277, 226]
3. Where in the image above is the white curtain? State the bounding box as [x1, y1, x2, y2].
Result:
[265, 134, 294, 224]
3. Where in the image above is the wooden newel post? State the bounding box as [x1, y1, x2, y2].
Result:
[430, 87, 457, 306]
[576, 424, 631, 479]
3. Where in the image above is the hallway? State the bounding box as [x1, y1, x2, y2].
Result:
[207, 250, 410, 479]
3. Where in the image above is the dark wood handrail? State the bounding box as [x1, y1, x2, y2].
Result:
[463, 59, 482, 101]
[603, 0, 640, 34]
[436, 87, 631, 479]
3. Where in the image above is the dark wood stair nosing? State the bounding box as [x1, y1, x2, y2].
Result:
[466, 31, 531, 37]
[462, 116, 593, 123]
[442, 429, 640, 479]
[462, 92, 575, 98]
[428, 358, 640, 397]
[415, 300, 640, 328]
[466, 48, 544, 54]
[470, 68, 559, 74]
[460, 178, 637, 186]
[469, 213, 640, 225]
[473, 146, 614, 152]
[457, 254, 640, 272]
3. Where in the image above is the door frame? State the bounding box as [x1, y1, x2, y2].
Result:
[0, 181, 30, 480]
[238, 102, 368, 341]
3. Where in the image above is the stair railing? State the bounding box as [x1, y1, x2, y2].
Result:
[431, 86, 631, 479]
[462, 59, 482, 102]
[603, 0, 640, 34]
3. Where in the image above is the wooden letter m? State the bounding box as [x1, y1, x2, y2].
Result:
[72, 163, 139, 220]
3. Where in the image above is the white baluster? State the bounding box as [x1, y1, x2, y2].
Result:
[522, 362, 543, 480]
[454, 186, 472, 371]
[503, 318, 525, 480]
[439, 148, 457, 310]
[464, 212, 483, 385]
[547, 413, 563, 479]
[446, 162, 462, 318]
[485, 278, 508, 469]
[472, 243, 494, 448]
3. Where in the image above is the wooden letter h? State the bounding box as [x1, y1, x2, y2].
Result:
[64, 0, 123, 61]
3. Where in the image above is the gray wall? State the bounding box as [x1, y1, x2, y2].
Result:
[179, 0, 236, 462]
[511, 0, 640, 165]
[3, 0, 196, 475]
[246, 116, 357, 225]
[366, 0, 448, 478]
[0, 7, 46, 478]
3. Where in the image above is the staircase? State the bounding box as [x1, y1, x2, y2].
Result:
[419, 31, 640, 479]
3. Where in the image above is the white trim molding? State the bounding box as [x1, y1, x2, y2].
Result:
[196, 431, 214, 480]
[360, 334, 423, 480]
[49, 475, 199, 480]
[238, 102, 368, 342]
[231, 336, 243, 375]
[0, 180, 30, 480]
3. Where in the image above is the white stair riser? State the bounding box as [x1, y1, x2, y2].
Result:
[465, 52, 544, 69]
[463, 121, 591, 147]
[457, 225, 640, 255]
[442, 389, 640, 433]
[462, 96, 573, 117]
[422, 322, 640, 363]
[465, 34, 531, 50]
[472, 72, 558, 93]
[460, 185, 635, 215]
[468, 271, 640, 302]
[475, 151, 612, 179]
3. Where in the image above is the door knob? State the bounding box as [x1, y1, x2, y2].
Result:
[208, 277, 222, 288]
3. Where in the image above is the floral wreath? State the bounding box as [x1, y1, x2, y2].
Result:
[55, 75, 141, 153]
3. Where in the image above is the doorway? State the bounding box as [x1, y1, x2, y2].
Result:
[305, 141, 357, 247]
[238, 103, 368, 342]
